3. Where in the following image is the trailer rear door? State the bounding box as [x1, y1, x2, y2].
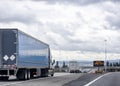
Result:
[0, 29, 17, 68]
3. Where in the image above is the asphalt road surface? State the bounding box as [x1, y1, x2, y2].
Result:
[85, 72, 120, 86]
[0, 73, 84, 86]
[63, 73, 102, 86]
[1, 72, 119, 86]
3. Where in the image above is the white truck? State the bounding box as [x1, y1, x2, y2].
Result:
[69, 61, 80, 73]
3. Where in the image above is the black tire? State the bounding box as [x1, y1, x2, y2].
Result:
[0, 76, 9, 81]
[17, 69, 27, 80]
[24, 70, 27, 80]
[16, 70, 23, 80]
[41, 69, 48, 77]
[30, 70, 34, 79]
[27, 70, 30, 80]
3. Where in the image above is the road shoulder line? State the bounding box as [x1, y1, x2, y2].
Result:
[0, 81, 25, 86]
[84, 73, 110, 86]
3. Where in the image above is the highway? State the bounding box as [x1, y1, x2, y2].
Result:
[0, 73, 84, 86]
[65, 72, 120, 86]
[0, 72, 103, 86]
[63, 73, 102, 86]
[0, 72, 120, 86]
[85, 72, 120, 86]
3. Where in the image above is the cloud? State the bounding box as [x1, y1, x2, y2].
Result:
[106, 14, 120, 30]
[0, 0, 120, 60]
[99, 1, 120, 30]
[31, 0, 120, 5]
[0, 1, 36, 24]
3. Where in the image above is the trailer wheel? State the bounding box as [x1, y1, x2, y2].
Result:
[0, 76, 9, 81]
[4, 77, 9, 81]
[25, 70, 28, 80]
[41, 69, 48, 77]
[17, 69, 27, 80]
[30, 70, 34, 79]
[27, 70, 30, 80]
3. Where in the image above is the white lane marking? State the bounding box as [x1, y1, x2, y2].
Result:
[0, 81, 25, 86]
[54, 73, 71, 77]
[84, 73, 111, 86]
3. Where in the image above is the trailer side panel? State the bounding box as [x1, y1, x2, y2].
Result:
[17, 31, 49, 68]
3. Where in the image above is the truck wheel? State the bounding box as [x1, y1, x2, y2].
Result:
[30, 71, 34, 79]
[41, 69, 48, 77]
[0, 76, 9, 81]
[17, 69, 27, 80]
[4, 77, 9, 81]
[24, 70, 28, 80]
[45, 69, 49, 77]
[27, 70, 30, 80]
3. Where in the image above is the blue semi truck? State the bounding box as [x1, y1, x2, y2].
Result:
[0, 29, 54, 80]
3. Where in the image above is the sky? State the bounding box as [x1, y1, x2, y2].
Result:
[0, 0, 120, 61]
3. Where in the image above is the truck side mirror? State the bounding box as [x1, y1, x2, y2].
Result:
[52, 60, 55, 65]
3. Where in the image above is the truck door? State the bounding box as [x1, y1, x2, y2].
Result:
[0, 29, 17, 67]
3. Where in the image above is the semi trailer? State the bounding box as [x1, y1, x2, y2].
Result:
[0, 29, 54, 80]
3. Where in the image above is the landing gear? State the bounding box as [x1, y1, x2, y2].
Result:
[51, 74, 54, 76]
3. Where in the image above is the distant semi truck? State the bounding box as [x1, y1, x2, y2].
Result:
[0, 29, 54, 80]
[69, 61, 80, 73]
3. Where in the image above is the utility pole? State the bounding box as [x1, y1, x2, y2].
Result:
[105, 40, 107, 72]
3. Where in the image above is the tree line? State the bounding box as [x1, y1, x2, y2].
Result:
[54, 61, 68, 68]
[106, 61, 120, 67]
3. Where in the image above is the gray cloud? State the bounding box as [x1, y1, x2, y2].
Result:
[46, 22, 73, 36]
[1, 0, 120, 56]
[32, 0, 101, 5]
[106, 14, 120, 30]
[0, 13, 36, 24]
[44, 22, 120, 54]
[32, 0, 120, 5]
[102, 1, 120, 30]
[0, 2, 36, 24]
[43, 22, 103, 53]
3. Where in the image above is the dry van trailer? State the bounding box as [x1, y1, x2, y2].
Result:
[0, 29, 54, 80]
